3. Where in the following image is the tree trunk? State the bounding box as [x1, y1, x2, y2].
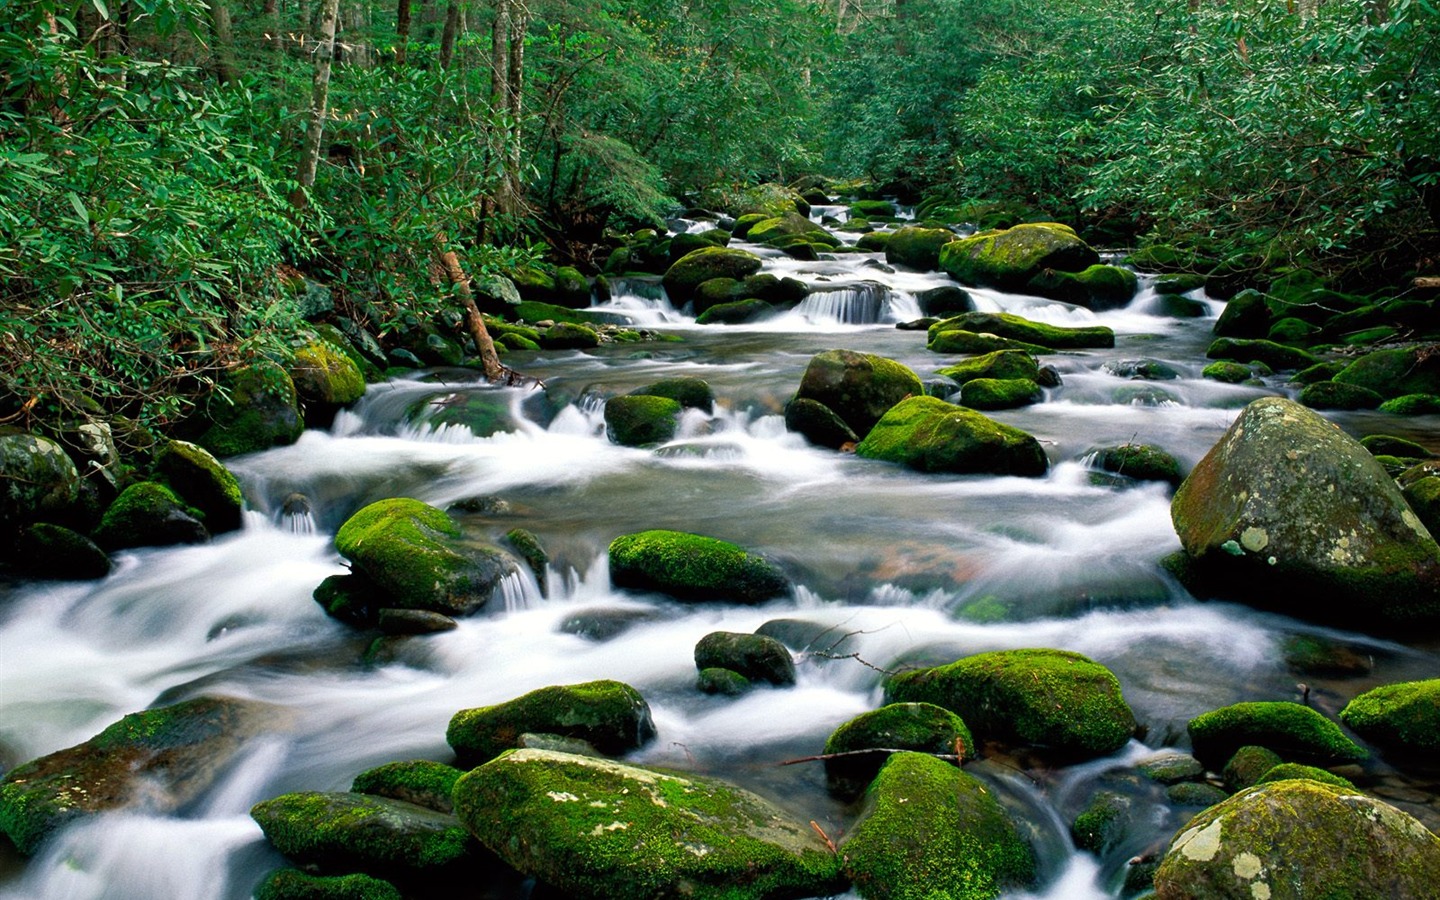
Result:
[395, 0, 412, 64]
[263, 0, 282, 52]
[295, 0, 341, 201]
[439, 0, 462, 70]
[504, 1, 527, 212]
[210, 0, 240, 85]
[435, 236, 504, 381]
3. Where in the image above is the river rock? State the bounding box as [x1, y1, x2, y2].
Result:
[1212, 288, 1272, 338]
[928, 329, 1047, 355]
[155, 439, 244, 534]
[334, 498, 511, 616]
[608, 529, 790, 603]
[885, 648, 1135, 760]
[937, 350, 1040, 385]
[1205, 337, 1318, 371]
[1152, 780, 1440, 900]
[289, 335, 366, 426]
[855, 396, 1048, 477]
[0, 696, 274, 854]
[1340, 679, 1440, 758]
[10, 522, 111, 579]
[794, 349, 923, 439]
[822, 703, 972, 799]
[538, 322, 600, 350]
[928, 311, 1115, 350]
[1380, 392, 1440, 414]
[250, 791, 476, 880]
[452, 748, 844, 900]
[784, 397, 860, 449]
[697, 667, 751, 695]
[604, 395, 681, 446]
[662, 247, 764, 306]
[668, 230, 731, 265]
[1169, 397, 1440, 628]
[631, 376, 715, 413]
[1222, 745, 1284, 792]
[841, 752, 1035, 900]
[1026, 264, 1139, 310]
[446, 679, 656, 767]
[351, 760, 464, 814]
[959, 377, 1043, 410]
[916, 285, 975, 316]
[696, 297, 773, 325]
[747, 211, 840, 248]
[884, 226, 955, 271]
[1071, 790, 1132, 854]
[1296, 380, 1382, 410]
[1187, 701, 1367, 770]
[1333, 345, 1440, 398]
[1254, 762, 1356, 790]
[195, 359, 304, 458]
[254, 869, 402, 900]
[0, 432, 81, 532]
[1087, 444, 1183, 486]
[693, 631, 795, 686]
[938, 223, 1100, 291]
[92, 481, 209, 550]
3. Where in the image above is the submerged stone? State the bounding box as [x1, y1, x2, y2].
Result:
[1088, 444, 1183, 486]
[446, 680, 656, 767]
[784, 397, 859, 450]
[608, 529, 790, 603]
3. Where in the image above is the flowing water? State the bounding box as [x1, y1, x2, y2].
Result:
[2, 223, 1438, 900]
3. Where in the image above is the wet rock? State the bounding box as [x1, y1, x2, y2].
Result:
[1170, 397, 1440, 628]
[841, 752, 1035, 900]
[1153, 780, 1440, 900]
[855, 396, 1048, 477]
[1072, 790, 1132, 854]
[1188, 702, 1366, 770]
[10, 522, 111, 579]
[696, 298, 773, 324]
[937, 350, 1041, 385]
[884, 226, 955, 271]
[289, 336, 366, 427]
[938, 223, 1100, 291]
[1026, 264, 1139, 310]
[538, 322, 600, 350]
[662, 247, 765, 306]
[1380, 393, 1440, 415]
[351, 760, 464, 814]
[503, 528, 547, 594]
[754, 618, 858, 656]
[254, 869, 402, 900]
[1087, 444, 1183, 486]
[608, 529, 790, 603]
[1333, 346, 1440, 399]
[794, 349, 923, 439]
[419, 389, 524, 438]
[195, 359, 304, 457]
[453, 748, 843, 900]
[1254, 763, 1355, 790]
[822, 703, 972, 800]
[1340, 679, 1440, 758]
[1296, 380, 1383, 410]
[1137, 753, 1205, 786]
[604, 395, 681, 446]
[92, 481, 209, 550]
[313, 573, 387, 627]
[630, 376, 715, 414]
[1166, 782, 1229, 808]
[335, 498, 511, 617]
[0, 696, 274, 854]
[784, 397, 859, 450]
[446, 680, 656, 767]
[1212, 288, 1272, 338]
[747, 211, 840, 248]
[155, 439, 244, 534]
[693, 631, 795, 686]
[1155, 293, 1208, 318]
[0, 432, 81, 530]
[1222, 745, 1284, 792]
[928, 311, 1114, 350]
[1360, 434, 1432, 458]
[1280, 634, 1374, 677]
[959, 377, 1043, 410]
[376, 608, 457, 635]
[928, 329, 1047, 355]
[1104, 358, 1182, 381]
[1200, 361, 1259, 384]
[885, 648, 1135, 760]
[697, 667, 751, 696]
[1205, 337, 1318, 371]
[558, 607, 661, 641]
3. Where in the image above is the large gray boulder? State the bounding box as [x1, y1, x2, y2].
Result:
[0, 432, 80, 530]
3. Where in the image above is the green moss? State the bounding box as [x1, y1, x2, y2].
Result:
[603, 395, 681, 446]
[850, 199, 897, 218]
[746, 212, 839, 248]
[697, 667, 750, 696]
[822, 703, 972, 799]
[1205, 338, 1319, 371]
[693, 631, 795, 686]
[1166, 782, 1229, 807]
[511, 301, 617, 325]
[446, 680, 656, 767]
[927, 311, 1114, 350]
[1201, 360, 1256, 383]
[539, 322, 600, 350]
[608, 529, 789, 603]
[841, 752, 1036, 900]
[1340, 679, 1440, 756]
[254, 869, 402, 900]
[884, 648, 1135, 760]
[1188, 702, 1367, 770]
[1137, 753, 1204, 785]
[937, 350, 1040, 385]
[196, 359, 303, 458]
[12, 522, 111, 579]
[928, 329, 1049, 356]
[732, 213, 769, 239]
[1088, 444, 1182, 486]
[959, 377, 1043, 410]
[1297, 380, 1383, 410]
[503, 528, 548, 589]
[1360, 435, 1431, 458]
[1071, 791, 1129, 853]
[662, 247, 764, 305]
[854, 396, 1049, 477]
[1334, 347, 1440, 399]
[250, 791, 473, 874]
[1289, 361, 1348, 385]
[1254, 763, 1356, 790]
[1379, 393, 1440, 415]
[696, 298, 773, 325]
[291, 338, 366, 407]
[631, 376, 714, 413]
[884, 226, 954, 271]
[351, 761, 464, 813]
[856, 232, 892, 252]
[1026, 264, 1138, 309]
[92, 481, 207, 550]
[155, 439, 244, 533]
[0, 432, 81, 526]
[938, 223, 1100, 291]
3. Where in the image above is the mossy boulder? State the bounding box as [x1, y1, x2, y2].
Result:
[1201, 361, 1259, 384]
[1402, 474, 1440, 538]
[746, 211, 840, 248]
[334, 498, 511, 616]
[608, 529, 790, 603]
[783, 397, 859, 449]
[1169, 397, 1440, 628]
[195, 359, 304, 457]
[662, 247, 764, 306]
[0, 696, 272, 854]
[538, 322, 600, 350]
[1071, 790, 1131, 854]
[1137, 753, 1205, 785]
[693, 277, 742, 313]
[1339, 679, 1440, 757]
[928, 329, 1047, 356]
[1026, 264, 1139, 310]
[1205, 338, 1319, 372]
[1166, 782, 1230, 808]
[1088, 444, 1183, 486]
[1254, 763, 1356, 790]
[794, 349, 923, 439]
[1380, 393, 1440, 414]
[551, 266, 592, 308]
[1333, 346, 1440, 399]
[959, 377, 1043, 410]
[1296, 380, 1382, 411]
[885, 648, 1135, 760]
[938, 223, 1100, 291]
[856, 232, 891, 252]
[841, 752, 1035, 900]
[254, 869, 402, 900]
[916, 285, 975, 316]
[0, 432, 80, 530]
[452, 748, 844, 900]
[937, 350, 1040, 385]
[10, 522, 111, 579]
[1153, 780, 1440, 900]
[351, 760, 465, 814]
[696, 298, 774, 325]
[250, 791, 476, 880]
[446, 680, 656, 767]
[850, 199, 897, 218]
[928, 311, 1114, 350]
[724, 182, 812, 219]
[1187, 702, 1367, 770]
[697, 667, 750, 696]
[693, 632, 795, 686]
[667, 231, 730, 265]
[855, 396, 1048, 477]
[604, 395, 682, 447]
[155, 439, 244, 534]
[92, 481, 209, 550]
[732, 213, 769, 239]
[822, 703, 973, 799]
[1360, 434, 1431, 458]
[884, 226, 955, 271]
[1222, 745, 1284, 792]
[1290, 360, 1348, 385]
[290, 336, 366, 424]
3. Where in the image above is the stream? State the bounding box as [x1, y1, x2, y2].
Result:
[2, 215, 1438, 899]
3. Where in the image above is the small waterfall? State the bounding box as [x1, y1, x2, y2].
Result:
[279, 493, 316, 535]
[795, 281, 892, 324]
[498, 569, 543, 613]
[592, 277, 690, 326]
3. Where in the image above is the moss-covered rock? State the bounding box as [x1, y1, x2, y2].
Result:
[92, 480, 208, 550]
[1360, 434, 1432, 458]
[696, 298, 774, 325]
[334, 498, 510, 617]
[1253, 763, 1355, 790]
[822, 703, 972, 800]
[850, 199, 897, 218]
[1402, 473, 1440, 538]
[250, 791, 475, 880]
[856, 231, 892, 252]
[0, 432, 80, 530]
[1088, 444, 1183, 486]
[0, 696, 272, 854]
[662, 247, 765, 306]
[1201, 361, 1258, 384]
[1205, 338, 1319, 371]
[1137, 753, 1205, 785]
[746, 211, 840, 248]
[928, 311, 1114, 350]
[1222, 745, 1284, 792]
[731, 213, 769, 239]
[938, 223, 1100, 291]
[538, 322, 600, 350]
[1333, 346, 1440, 399]
[855, 396, 1048, 477]
[629, 376, 714, 414]
[928, 329, 1048, 356]
[1187, 702, 1366, 770]
[290, 336, 366, 424]
[351, 760, 464, 814]
[959, 378, 1043, 410]
[937, 350, 1041, 386]
[254, 869, 402, 900]
[916, 285, 975, 316]
[1166, 782, 1229, 808]
[885, 648, 1135, 760]
[1027, 264, 1139, 310]
[841, 752, 1035, 900]
[453, 748, 843, 900]
[446, 680, 656, 767]
[697, 667, 751, 696]
[10, 522, 111, 579]
[1169, 397, 1440, 628]
[1153, 780, 1440, 900]
[794, 349, 923, 439]
[155, 439, 244, 534]
[312, 573, 386, 628]
[1071, 790, 1131, 854]
[884, 226, 955, 271]
[667, 232, 731, 266]
[693, 632, 795, 686]
[196, 359, 304, 457]
[1296, 380, 1383, 411]
[608, 529, 790, 603]
[1339, 679, 1440, 757]
[783, 397, 859, 450]
[604, 395, 682, 447]
[1379, 393, 1440, 415]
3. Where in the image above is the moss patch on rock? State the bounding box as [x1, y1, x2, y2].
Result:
[604, 395, 682, 446]
[693, 632, 795, 686]
[1187, 702, 1367, 770]
[794, 349, 923, 439]
[884, 226, 955, 271]
[822, 703, 972, 800]
[254, 868, 402, 900]
[937, 350, 1040, 385]
[446, 680, 656, 767]
[959, 377, 1043, 410]
[855, 396, 1048, 477]
[938, 223, 1100, 291]
[1205, 338, 1319, 371]
[928, 311, 1114, 350]
[608, 529, 790, 603]
[155, 439, 244, 533]
[351, 760, 464, 814]
[1340, 679, 1440, 757]
[662, 247, 764, 306]
[92, 481, 209, 550]
[196, 359, 304, 458]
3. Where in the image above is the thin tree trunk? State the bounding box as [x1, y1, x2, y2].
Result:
[504, 1, 527, 212]
[210, 0, 240, 84]
[295, 0, 341, 201]
[435, 236, 504, 381]
[439, 0, 462, 70]
[395, 0, 412, 64]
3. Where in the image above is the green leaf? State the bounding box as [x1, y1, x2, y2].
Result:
[67, 192, 89, 225]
